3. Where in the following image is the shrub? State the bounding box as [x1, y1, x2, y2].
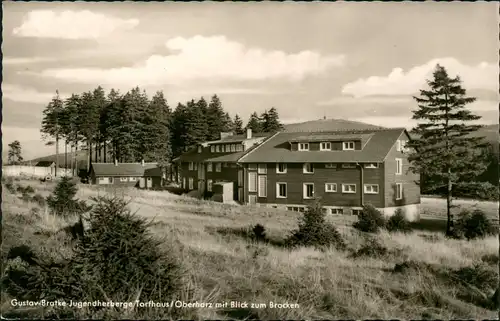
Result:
[453, 209, 497, 240]
[16, 185, 35, 194]
[251, 224, 267, 242]
[4, 179, 16, 194]
[46, 176, 89, 217]
[386, 209, 412, 233]
[353, 204, 386, 233]
[2, 196, 184, 319]
[350, 237, 388, 259]
[286, 200, 346, 251]
[31, 194, 46, 207]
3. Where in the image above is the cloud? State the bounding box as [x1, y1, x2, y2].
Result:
[342, 58, 497, 98]
[317, 95, 411, 106]
[12, 10, 139, 39]
[32, 36, 345, 86]
[2, 84, 64, 104]
[3, 56, 58, 65]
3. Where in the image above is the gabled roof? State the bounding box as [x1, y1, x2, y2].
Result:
[91, 163, 162, 177]
[239, 128, 407, 163]
[35, 161, 55, 167]
[206, 133, 268, 145]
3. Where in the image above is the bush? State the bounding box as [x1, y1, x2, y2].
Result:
[350, 237, 388, 259]
[4, 179, 16, 194]
[31, 194, 46, 207]
[353, 204, 386, 233]
[2, 196, 184, 319]
[453, 209, 497, 240]
[46, 176, 89, 217]
[251, 224, 267, 242]
[286, 200, 346, 251]
[16, 185, 35, 194]
[386, 209, 412, 233]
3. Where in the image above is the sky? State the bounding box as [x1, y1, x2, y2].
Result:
[2, 2, 499, 160]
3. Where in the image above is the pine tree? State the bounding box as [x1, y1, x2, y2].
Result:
[171, 103, 189, 158]
[63, 94, 81, 176]
[41, 90, 64, 176]
[261, 107, 284, 133]
[222, 112, 233, 132]
[7, 140, 23, 165]
[102, 89, 122, 163]
[206, 95, 227, 140]
[77, 91, 97, 171]
[233, 114, 244, 135]
[406, 64, 488, 236]
[246, 112, 263, 133]
[92, 86, 107, 163]
[183, 99, 208, 148]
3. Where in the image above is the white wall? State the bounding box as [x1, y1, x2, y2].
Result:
[2, 165, 73, 178]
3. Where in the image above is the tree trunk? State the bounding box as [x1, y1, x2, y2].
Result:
[103, 141, 107, 163]
[87, 141, 91, 172]
[64, 140, 68, 174]
[446, 172, 453, 236]
[55, 135, 59, 177]
[75, 142, 79, 177]
[70, 143, 74, 177]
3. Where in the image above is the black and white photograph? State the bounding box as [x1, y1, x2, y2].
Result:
[2, 2, 499, 319]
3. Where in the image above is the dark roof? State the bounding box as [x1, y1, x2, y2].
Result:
[239, 128, 407, 163]
[207, 133, 269, 144]
[289, 133, 374, 145]
[35, 161, 55, 167]
[91, 163, 162, 177]
[284, 118, 384, 132]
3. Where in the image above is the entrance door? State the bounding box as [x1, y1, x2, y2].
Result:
[139, 177, 145, 189]
[146, 177, 152, 189]
[197, 163, 206, 194]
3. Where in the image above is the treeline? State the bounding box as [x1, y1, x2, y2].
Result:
[40, 86, 284, 175]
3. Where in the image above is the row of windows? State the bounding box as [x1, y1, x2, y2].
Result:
[98, 176, 139, 183]
[286, 206, 361, 215]
[298, 141, 356, 151]
[274, 182, 381, 199]
[206, 144, 244, 153]
[250, 162, 379, 174]
[189, 162, 237, 172]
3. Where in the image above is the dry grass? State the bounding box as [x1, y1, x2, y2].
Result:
[2, 177, 499, 320]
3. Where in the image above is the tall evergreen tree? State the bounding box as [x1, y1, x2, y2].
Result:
[261, 107, 284, 133]
[7, 140, 23, 165]
[183, 99, 208, 148]
[102, 89, 122, 162]
[63, 94, 81, 176]
[92, 86, 107, 162]
[41, 90, 64, 176]
[77, 91, 97, 171]
[246, 112, 263, 133]
[147, 91, 173, 172]
[233, 114, 244, 135]
[406, 64, 488, 236]
[206, 95, 228, 140]
[171, 102, 189, 159]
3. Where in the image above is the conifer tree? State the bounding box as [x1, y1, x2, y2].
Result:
[7, 140, 23, 165]
[206, 95, 227, 140]
[406, 64, 488, 236]
[262, 107, 284, 133]
[41, 90, 64, 176]
[233, 114, 244, 135]
[246, 112, 263, 133]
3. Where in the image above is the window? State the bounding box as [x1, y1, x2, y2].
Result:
[248, 164, 257, 170]
[352, 209, 362, 216]
[400, 140, 408, 152]
[248, 172, 257, 192]
[215, 145, 220, 152]
[303, 183, 314, 199]
[396, 183, 403, 200]
[396, 140, 404, 152]
[188, 178, 194, 190]
[276, 183, 287, 198]
[258, 175, 267, 197]
[188, 162, 194, 171]
[225, 144, 230, 152]
[332, 208, 344, 215]
[129, 177, 137, 182]
[298, 143, 309, 151]
[365, 163, 378, 169]
[109, 177, 114, 183]
[194, 162, 198, 170]
[364, 184, 379, 194]
[342, 184, 356, 193]
[342, 141, 355, 150]
[276, 163, 287, 174]
[258, 164, 267, 174]
[197, 146, 202, 153]
[210, 145, 215, 153]
[207, 163, 213, 172]
[236, 144, 244, 152]
[303, 163, 314, 174]
[182, 177, 186, 189]
[231, 144, 236, 152]
[342, 163, 356, 169]
[325, 163, 336, 169]
[207, 179, 213, 192]
[120, 177, 128, 182]
[320, 142, 331, 151]
[396, 158, 403, 175]
[215, 163, 221, 172]
[325, 183, 337, 193]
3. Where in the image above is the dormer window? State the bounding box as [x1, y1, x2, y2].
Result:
[215, 145, 220, 153]
[236, 144, 244, 152]
[210, 145, 215, 153]
[298, 143, 309, 151]
[231, 144, 236, 152]
[320, 142, 331, 151]
[342, 141, 355, 150]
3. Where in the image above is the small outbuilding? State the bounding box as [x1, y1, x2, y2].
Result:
[89, 160, 163, 189]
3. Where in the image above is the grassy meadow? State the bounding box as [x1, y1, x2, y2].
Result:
[2, 177, 499, 320]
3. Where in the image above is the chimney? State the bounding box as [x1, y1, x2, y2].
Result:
[246, 128, 252, 139]
[141, 159, 145, 167]
[114, 159, 118, 166]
